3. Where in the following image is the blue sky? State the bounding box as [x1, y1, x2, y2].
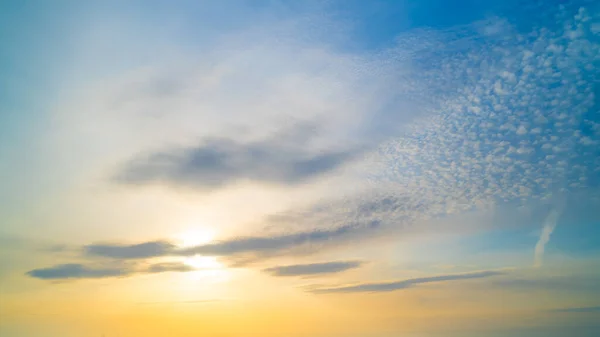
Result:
[1, 1, 600, 337]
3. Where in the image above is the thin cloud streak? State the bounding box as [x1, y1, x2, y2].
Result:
[263, 261, 363, 277]
[27, 261, 195, 280]
[80, 222, 381, 261]
[26, 263, 130, 280]
[179, 223, 378, 257]
[309, 270, 505, 294]
[549, 306, 600, 313]
[85, 241, 175, 259]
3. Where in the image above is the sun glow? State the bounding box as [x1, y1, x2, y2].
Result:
[175, 228, 216, 248]
[184, 255, 222, 269]
[173, 228, 230, 281]
[183, 255, 229, 282]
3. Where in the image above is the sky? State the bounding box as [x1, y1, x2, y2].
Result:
[1, 0, 600, 336]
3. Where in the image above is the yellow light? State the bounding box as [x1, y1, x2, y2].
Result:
[175, 228, 215, 248]
[172, 228, 230, 282]
[183, 255, 222, 269]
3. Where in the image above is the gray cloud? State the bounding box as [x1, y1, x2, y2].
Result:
[263, 261, 363, 277]
[26, 263, 130, 280]
[491, 275, 600, 293]
[145, 262, 195, 273]
[550, 306, 600, 313]
[179, 221, 380, 258]
[114, 125, 361, 189]
[84, 241, 175, 259]
[309, 270, 504, 294]
[26, 220, 383, 279]
[27, 261, 195, 281]
[82, 222, 380, 263]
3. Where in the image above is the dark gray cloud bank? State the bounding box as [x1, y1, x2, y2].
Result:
[263, 261, 363, 277]
[308, 270, 504, 294]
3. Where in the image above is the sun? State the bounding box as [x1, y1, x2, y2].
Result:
[172, 228, 228, 281]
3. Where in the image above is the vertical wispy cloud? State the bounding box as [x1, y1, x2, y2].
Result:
[534, 207, 563, 268]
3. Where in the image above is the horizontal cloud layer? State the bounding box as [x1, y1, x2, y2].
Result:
[27, 261, 195, 280]
[27, 263, 129, 280]
[309, 270, 505, 294]
[550, 306, 600, 313]
[85, 241, 175, 259]
[263, 261, 362, 277]
[83, 222, 381, 262]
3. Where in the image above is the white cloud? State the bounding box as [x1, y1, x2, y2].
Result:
[534, 208, 564, 268]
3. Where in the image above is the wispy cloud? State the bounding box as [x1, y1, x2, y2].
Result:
[263, 261, 363, 277]
[85, 241, 175, 259]
[114, 124, 363, 190]
[144, 262, 194, 273]
[308, 270, 505, 294]
[27, 263, 131, 280]
[80, 222, 381, 263]
[534, 208, 563, 268]
[491, 275, 600, 293]
[27, 261, 195, 280]
[549, 306, 600, 313]
[179, 223, 378, 257]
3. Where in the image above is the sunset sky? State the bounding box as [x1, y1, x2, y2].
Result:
[1, 1, 600, 336]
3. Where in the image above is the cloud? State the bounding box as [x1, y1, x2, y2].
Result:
[136, 299, 224, 305]
[263, 261, 363, 277]
[26, 263, 130, 280]
[144, 262, 194, 273]
[534, 208, 563, 267]
[179, 223, 379, 258]
[27, 261, 195, 280]
[308, 270, 504, 294]
[84, 241, 175, 259]
[490, 274, 600, 293]
[114, 126, 361, 189]
[51, 221, 380, 271]
[550, 306, 600, 313]
[368, 6, 599, 224]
